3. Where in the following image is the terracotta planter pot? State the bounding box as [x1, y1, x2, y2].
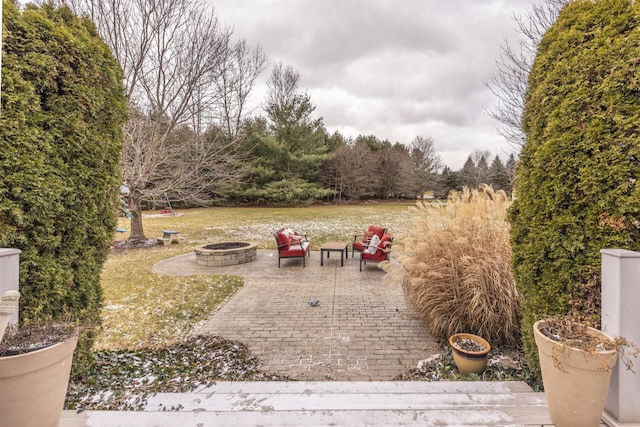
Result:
[533, 319, 617, 427]
[0, 334, 78, 427]
[449, 333, 491, 375]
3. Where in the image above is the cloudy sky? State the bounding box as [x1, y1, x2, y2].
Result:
[211, 0, 534, 169]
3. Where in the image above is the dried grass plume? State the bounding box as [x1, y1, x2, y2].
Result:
[384, 186, 521, 347]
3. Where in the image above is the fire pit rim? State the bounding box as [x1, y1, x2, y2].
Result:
[194, 241, 258, 267]
[194, 241, 258, 254]
[202, 241, 250, 251]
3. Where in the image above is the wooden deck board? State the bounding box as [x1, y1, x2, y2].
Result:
[190, 380, 536, 394]
[62, 408, 552, 426]
[58, 381, 574, 426]
[145, 391, 548, 412]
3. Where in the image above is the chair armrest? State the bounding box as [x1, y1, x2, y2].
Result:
[354, 234, 374, 244]
[362, 243, 377, 252]
[290, 234, 308, 245]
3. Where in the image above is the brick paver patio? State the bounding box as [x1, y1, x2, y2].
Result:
[152, 249, 439, 380]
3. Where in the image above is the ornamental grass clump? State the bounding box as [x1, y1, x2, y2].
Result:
[386, 186, 521, 347]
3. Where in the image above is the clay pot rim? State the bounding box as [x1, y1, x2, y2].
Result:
[533, 319, 617, 356]
[449, 333, 491, 356]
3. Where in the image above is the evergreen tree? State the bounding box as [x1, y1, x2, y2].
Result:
[263, 90, 329, 183]
[437, 166, 462, 198]
[235, 64, 331, 205]
[0, 1, 127, 374]
[488, 155, 511, 194]
[510, 0, 640, 373]
[505, 154, 517, 183]
[355, 134, 387, 152]
[477, 156, 490, 185]
[460, 156, 478, 188]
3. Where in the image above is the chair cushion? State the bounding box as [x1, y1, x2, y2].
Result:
[276, 232, 291, 250]
[362, 250, 388, 262]
[362, 230, 375, 242]
[353, 241, 366, 252]
[280, 241, 309, 257]
[282, 227, 303, 244]
[369, 225, 386, 239]
[376, 234, 392, 257]
[367, 234, 381, 254]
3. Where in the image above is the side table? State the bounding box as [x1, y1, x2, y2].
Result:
[320, 242, 349, 267]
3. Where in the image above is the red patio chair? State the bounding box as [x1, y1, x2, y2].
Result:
[352, 225, 387, 257]
[274, 228, 310, 267]
[359, 233, 393, 271]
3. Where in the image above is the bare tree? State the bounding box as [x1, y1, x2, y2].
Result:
[121, 108, 244, 239]
[266, 62, 300, 115]
[377, 145, 412, 199]
[62, 0, 264, 242]
[213, 40, 268, 138]
[486, 0, 568, 149]
[323, 141, 378, 200]
[471, 150, 491, 168]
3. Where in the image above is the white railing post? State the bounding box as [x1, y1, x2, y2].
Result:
[601, 249, 640, 426]
[0, 248, 21, 325]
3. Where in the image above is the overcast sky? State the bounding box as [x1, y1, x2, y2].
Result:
[211, 0, 534, 170]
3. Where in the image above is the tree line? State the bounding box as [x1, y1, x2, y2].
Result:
[50, 0, 515, 241]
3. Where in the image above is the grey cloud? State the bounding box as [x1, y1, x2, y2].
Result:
[212, 0, 531, 168]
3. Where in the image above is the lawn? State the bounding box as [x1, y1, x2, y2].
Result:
[113, 202, 416, 251]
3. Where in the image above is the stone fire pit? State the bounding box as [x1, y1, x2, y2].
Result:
[194, 241, 258, 267]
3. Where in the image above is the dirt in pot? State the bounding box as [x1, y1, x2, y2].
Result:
[454, 338, 487, 352]
[0, 323, 78, 356]
[541, 315, 639, 373]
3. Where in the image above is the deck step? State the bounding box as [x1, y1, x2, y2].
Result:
[60, 381, 559, 426]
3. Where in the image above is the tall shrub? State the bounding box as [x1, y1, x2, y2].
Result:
[510, 0, 640, 373]
[386, 186, 520, 347]
[0, 1, 127, 371]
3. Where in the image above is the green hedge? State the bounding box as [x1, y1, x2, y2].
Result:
[232, 178, 333, 206]
[510, 0, 640, 374]
[0, 1, 127, 374]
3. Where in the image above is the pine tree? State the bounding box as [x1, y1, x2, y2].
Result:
[488, 155, 511, 193]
